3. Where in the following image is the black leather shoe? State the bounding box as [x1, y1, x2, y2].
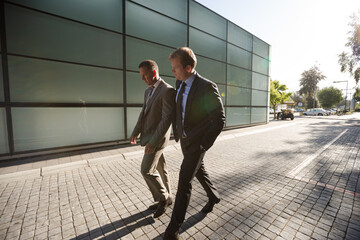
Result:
[148, 202, 159, 211]
[163, 231, 179, 240]
[201, 198, 220, 213]
[154, 197, 172, 218]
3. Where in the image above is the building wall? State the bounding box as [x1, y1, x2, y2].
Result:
[0, 0, 270, 158]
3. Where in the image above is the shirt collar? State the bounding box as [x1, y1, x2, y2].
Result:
[152, 78, 162, 89]
[184, 71, 196, 86]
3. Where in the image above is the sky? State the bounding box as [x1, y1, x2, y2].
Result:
[197, 0, 360, 98]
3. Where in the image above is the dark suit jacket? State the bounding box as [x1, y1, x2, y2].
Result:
[173, 73, 225, 150]
[132, 79, 176, 147]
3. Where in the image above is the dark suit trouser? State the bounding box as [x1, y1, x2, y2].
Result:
[166, 138, 220, 234]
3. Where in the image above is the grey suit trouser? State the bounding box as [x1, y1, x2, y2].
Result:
[141, 142, 171, 202]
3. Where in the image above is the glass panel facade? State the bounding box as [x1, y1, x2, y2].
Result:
[126, 1, 187, 48]
[0, 1, 270, 156]
[162, 76, 176, 88]
[8, 56, 123, 103]
[252, 72, 268, 91]
[251, 107, 267, 123]
[0, 56, 3, 101]
[126, 71, 148, 104]
[8, 0, 123, 32]
[12, 107, 125, 152]
[189, 28, 226, 61]
[253, 54, 269, 75]
[253, 36, 269, 60]
[189, 0, 226, 39]
[5, 4, 123, 68]
[127, 107, 142, 138]
[131, 0, 187, 23]
[196, 56, 226, 84]
[217, 84, 226, 106]
[227, 44, 252, 70]
[0, 108, 8, 154]
[227, 86, 251, 106]
[228, 22, 252, 51]
[226, 107, 250, 126]
[227, 65, 251, 88]
[126, 37, 174, 75]
[252, 90, 268, 106]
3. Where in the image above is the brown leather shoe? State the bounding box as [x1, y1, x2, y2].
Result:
[149, 197, 173, 211]
[154, 197, 172, 218]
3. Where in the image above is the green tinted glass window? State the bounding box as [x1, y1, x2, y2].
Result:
[0, 56, 3, 101]
[252, 72, 269, 91]
[0, 108, 8, 154]
[189, 28, 226, 62]
[252, 90, 268, 106]
[126, 37, 174, 76]
[227, 65, 251, 88]
[196, 56, 226, 84]
[8, 0, 123, 32]
[189, 0, 226, 39]
[227, 86, 251, 106]
[9, 56, 123, 103]
[12, 107, 125, 152]
[217, 84, 226, 106]
[126, 1, 187, 48]
[228, 22, 252, 51]
[226, 107, 250, 126]
[126, 71, 148, 104]
[253, 37, 269, 59]
[127, 107, 142, 138]
[253, 55, 269, 75]
[227, 44, 252, 70]
[6, 4, 123, 68]
[251, 107, 267, 123]
[131, 0, 187, 23]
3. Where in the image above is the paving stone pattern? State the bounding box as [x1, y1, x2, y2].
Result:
[0, 117, 359, 239]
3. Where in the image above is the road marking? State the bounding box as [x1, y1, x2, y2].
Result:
[287, 129, 348, 178]
[292, 176, 360, 198]
[217, 121, 304, 142]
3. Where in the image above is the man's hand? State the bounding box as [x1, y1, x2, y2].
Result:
[145, 143, 156, 154]
[130, 136, 137, 144]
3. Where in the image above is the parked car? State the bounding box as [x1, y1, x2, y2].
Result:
[324, 108, 336, 115]
[303, 108, 329, 116]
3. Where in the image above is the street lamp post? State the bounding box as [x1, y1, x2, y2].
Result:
[333, 80, 349, 111]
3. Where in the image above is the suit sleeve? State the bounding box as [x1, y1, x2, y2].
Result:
[131, 90, 147, 138]
[200, 83, 225, 150]
[149, 87, 176, 146]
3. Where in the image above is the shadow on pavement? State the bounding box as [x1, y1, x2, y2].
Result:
[70, 209, 154, 240]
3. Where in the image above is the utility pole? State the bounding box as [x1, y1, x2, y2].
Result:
[333, 80, 349, 111]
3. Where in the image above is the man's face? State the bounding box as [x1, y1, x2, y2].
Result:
[139, 67, 156, 86]
[171, 57, 190, 81]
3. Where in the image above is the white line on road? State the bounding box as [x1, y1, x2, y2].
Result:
[287, 129, 348, 178]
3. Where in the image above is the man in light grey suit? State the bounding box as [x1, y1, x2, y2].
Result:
[130, 60, 175, 218]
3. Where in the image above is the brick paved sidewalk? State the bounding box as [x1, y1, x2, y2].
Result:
[0, 119, 359, 240]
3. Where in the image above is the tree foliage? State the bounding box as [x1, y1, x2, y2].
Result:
[354, 88, 360, 101]
[299, 65, 326, 97]
[318, 86, 343, 108]
[270, 79, 292, 118]
[291, 91, 306, 107]
[338, 11, 360, 84]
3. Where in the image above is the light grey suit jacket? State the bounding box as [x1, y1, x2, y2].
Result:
[131, 79, 176, 147]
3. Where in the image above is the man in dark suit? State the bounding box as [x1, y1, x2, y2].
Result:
[163, 47, 225, 239]
[130, 60, 175, 218]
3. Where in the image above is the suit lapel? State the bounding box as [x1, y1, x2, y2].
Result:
[144, 80, 164, 116]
